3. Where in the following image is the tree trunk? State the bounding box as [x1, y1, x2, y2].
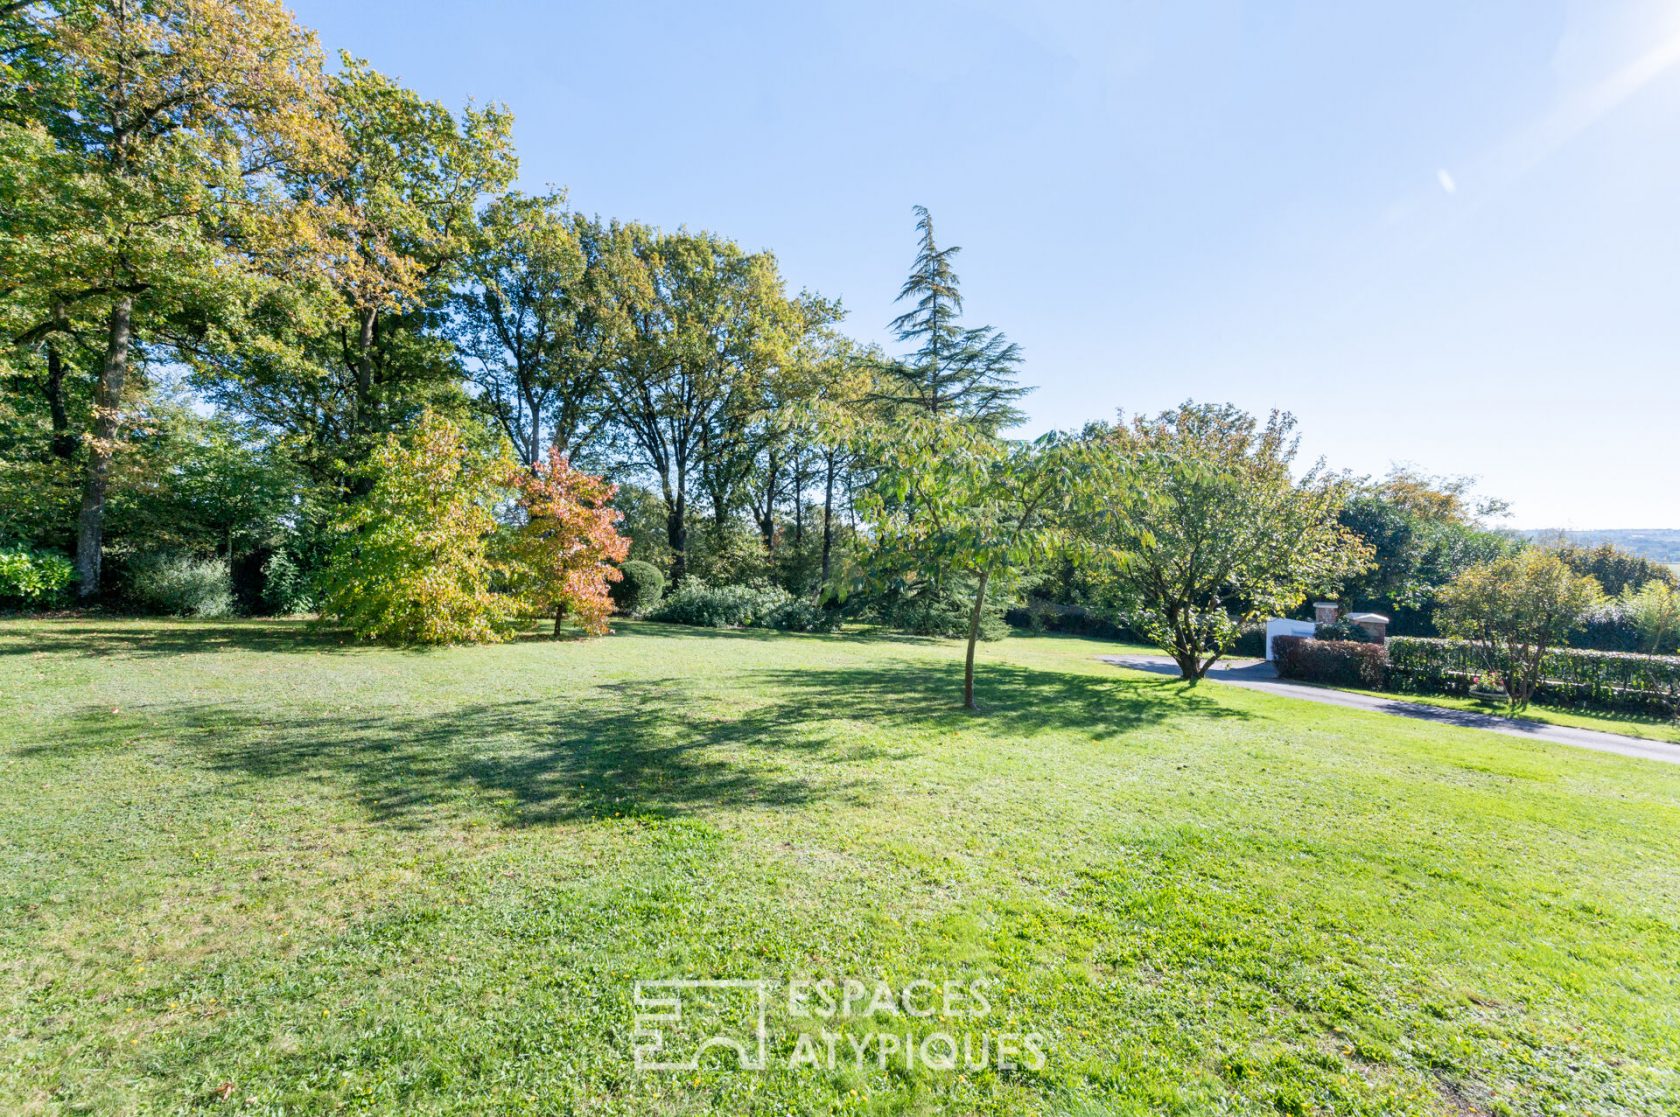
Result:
[45, 339, 75, 460]
[819, 451, 836, 588]
[354, 306, 377, 420]
[963, 567, 991, 710]
[553, 605, 565, 639]
[667, 460, 688, 584]
[75, 298, 134, 600]
[792, 456, 804, 548]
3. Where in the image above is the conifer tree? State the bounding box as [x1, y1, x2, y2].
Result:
[878, 206, 1029, 430]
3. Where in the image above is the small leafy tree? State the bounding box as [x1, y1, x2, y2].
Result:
[319, 410, 516, 644]
[1436, 549, 1604, 710]
[1621, 580, 1680, 657]
[506, 447, 630, 637]
[859, 416, 1077, 708]
[1074, 403, 1371, 682]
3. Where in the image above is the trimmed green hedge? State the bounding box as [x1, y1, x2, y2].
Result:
[1272, 636, 1388, 688]
[1388, 636, 1680, 717]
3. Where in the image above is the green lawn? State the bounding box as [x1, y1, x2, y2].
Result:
[3, 619, 1678, 1116]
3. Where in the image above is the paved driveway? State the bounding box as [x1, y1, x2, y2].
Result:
[1100, 655, 1680, 767]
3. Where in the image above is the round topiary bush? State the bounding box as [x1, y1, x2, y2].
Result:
[610, 559, 666, 616]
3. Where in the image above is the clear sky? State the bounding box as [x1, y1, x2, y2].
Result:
[287, 0, 1680, 530]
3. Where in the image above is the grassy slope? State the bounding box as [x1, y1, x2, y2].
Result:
[1, 618, 1677, 1116]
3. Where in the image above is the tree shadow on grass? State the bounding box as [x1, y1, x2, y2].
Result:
[26, 677, 853, 829]
[0, 618, 363, 659]
[18, 639, 1249, 832]
[752, 658, 1252, 744]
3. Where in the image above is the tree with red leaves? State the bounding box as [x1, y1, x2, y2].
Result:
[508, 447, 631, 637]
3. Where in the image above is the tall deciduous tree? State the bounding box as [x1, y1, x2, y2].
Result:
[1076, 402, 1372, 682]
[197, 57, 516, 486]
[6, 0, 341, 597]
[875, 205, 1029, 431]
[599, 228, 807, 582]
[454, 195, 619, 467]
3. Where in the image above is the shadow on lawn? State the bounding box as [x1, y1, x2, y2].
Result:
[0, 617, 360, 658]
[753, 658, 1251, 742]
[22, 634, 1246, 830]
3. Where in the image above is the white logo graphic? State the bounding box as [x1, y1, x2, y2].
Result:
[632, 979, 771, 1071]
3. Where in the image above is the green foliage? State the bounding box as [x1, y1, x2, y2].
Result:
[125, 553, 235, 618]
[1316, 618, 1380, 644]
[877, 206, 1029, 430]
[1272, 637, 1388, 688]
[1388, 636, 1680, 718]
[1619, 581, 1680, 656]
[609, 560, 665, 616]
[1230, 621, 1268, 658]
[857, 415, 1079, 705]
[1336, 469, 1518, 634]
[318, 411, 517, 645]
[868, 580, 1010, 641]
[1555, 542, 1678, 597]
[259, 549, 316, 616]
[1435, 549, 1605, 710]
[1074, 402, 1372, 681]
[648, 580, 839, 632]
[686, 519, 775, 586]
[0, 546, 74, 608]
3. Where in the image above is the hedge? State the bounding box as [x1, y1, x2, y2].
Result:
[1272, 636, 1387, 689]
[1388, 636, 1680, 717]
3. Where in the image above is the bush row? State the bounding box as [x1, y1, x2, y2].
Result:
[647, 580, 840, 633]
[1271, 636, 1387, 688]
[1387, 637, 1680, 716]
[1270, 635, 1680, 718]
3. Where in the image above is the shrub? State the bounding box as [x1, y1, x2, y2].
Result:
[259, 548, 316, 615]
[1571, 600, 1643, 653]
[1005, 599, 1139, 642]
[867, 582, 1009, 641]
[760, 597, 841, 633]
[648, 580, 840, 633]
[127, 553, 235, 617]
[610, 560, 665, 616]
[1273, 636, 1388, 688]
[1230, 621, 1267, 658]
[1315, 618, 1379, 643]
[1388, 636, 1680, 717]
[0, 547, 75, 609]
[317, 411, 518, 645]
[649, 581, 787, 629]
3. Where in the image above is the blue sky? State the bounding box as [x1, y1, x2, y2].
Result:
[288, 0, 1680, 529]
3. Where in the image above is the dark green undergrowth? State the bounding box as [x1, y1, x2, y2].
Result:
[2, 618, 1677, 1115]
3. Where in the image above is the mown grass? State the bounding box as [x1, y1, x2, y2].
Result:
[2, 617, 1677, 1115]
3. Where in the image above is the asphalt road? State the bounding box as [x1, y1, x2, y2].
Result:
[1100, 655, 1680, 767]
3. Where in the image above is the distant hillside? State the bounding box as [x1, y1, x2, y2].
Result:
[1528, 529, 1680, 564]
